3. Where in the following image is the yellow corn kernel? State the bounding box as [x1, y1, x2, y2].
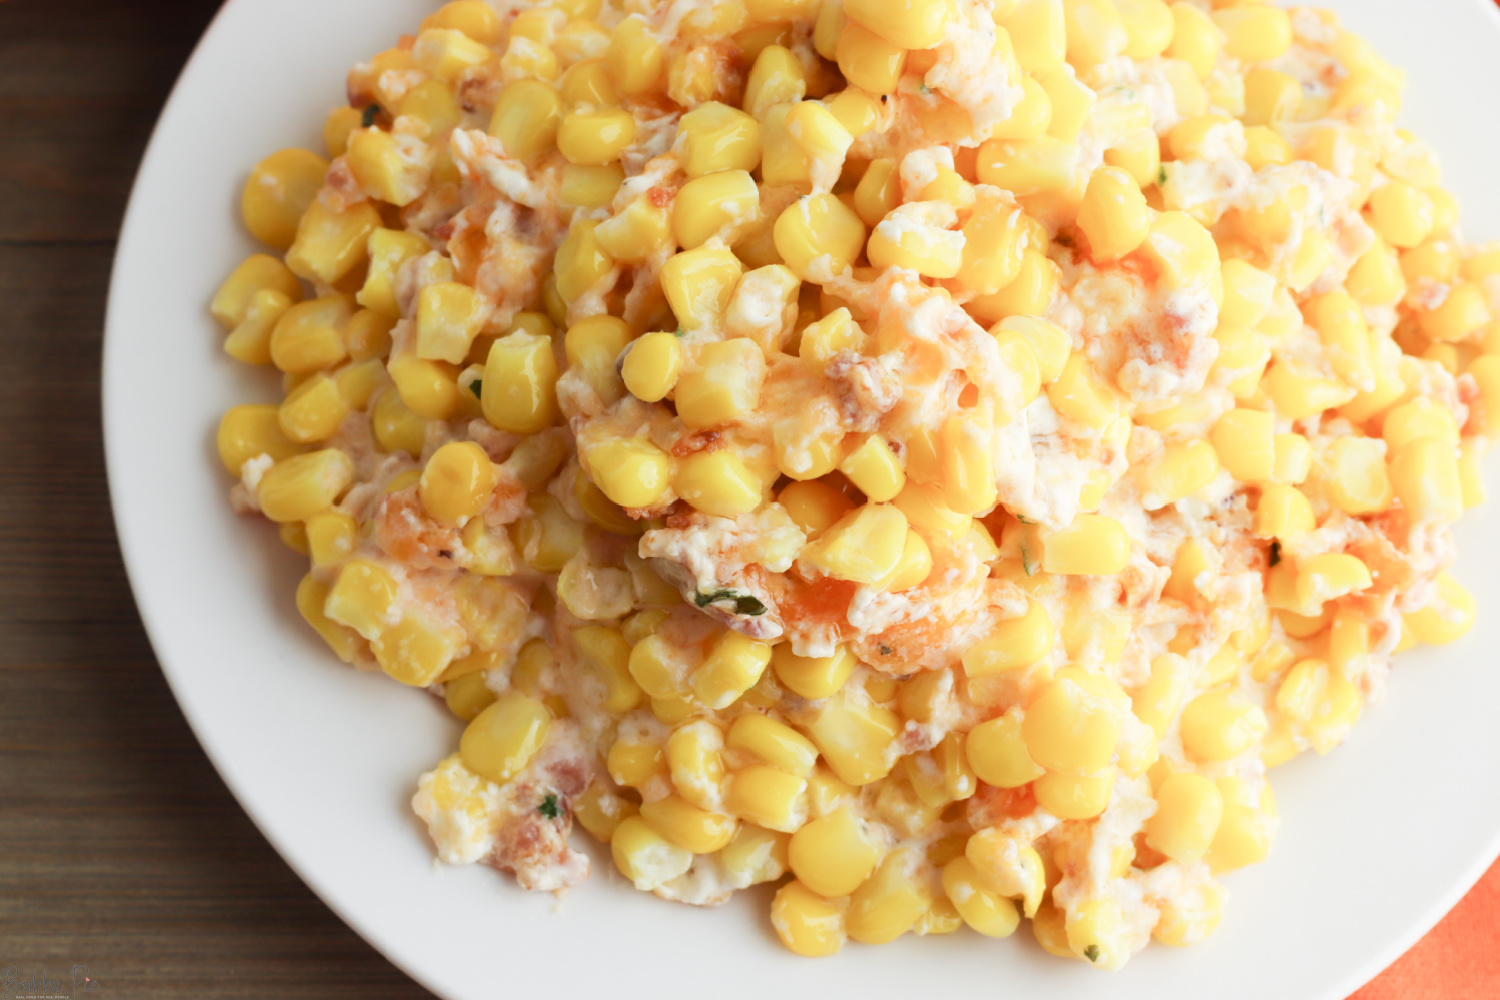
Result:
[1262, 361, 1356, 421]
[936, 413, 995, 514]
[726, 764, 807, 832]
[667, 721, 728, 811]
[415, 442, 495, 525]
[573, 626, 642, 715]
[223, 286, 294, 366]
[284, 199, 381, 287]
[443, 670, 498, 722]
[772, 644, 857, 700]
[1367, 181, 1433, 249]
[1205, 777, 1275, 874]
[257, 449, 354, 523]
[1269, 433, 1311, 485]
[559, 57, 618, 109]
[1061, 0, 1127, 67]
[774, 194, 867, 280]
[323, 106, 363, 158]
[1115, 0, 1173, 58]
[740, 45, 805, 118]
[1046, 353, 1118, 430]
[612, 815, 693, 890]
[557, 163, 621, 209]
[1033, 768, 1115, 820]
[845, 0, 951, 50]
[269, 296, 350, 375]
[1294, 553, 1372, 613]
[1210, 408, 1274, 483]
[1406, 571, 1476, 646]
[661, 246, 745, 330]
[965, 709, 1045, 787]
[1141, 211, 1219, 291]
[1321, 436, 1393, 515]
[1132, 653, 1191, 739]
[937, 856, 1019, 938]
[606, 15, 666, 97]
[799, 503, 908, 585]
[966, 249, 1060, 324]
[950, 194, 1026, 297]
[211, 254, 303, 329]
[607, 738, 668, 789]
[845, 848, 927, 945]
[295, 575, 361, 662]
[1304, 290, 1374, 389]
[832, 435, 903, 504]
[277, 373, 348, 444]
[1423, 282, 1493, 342]
[676, 339, 764, 429]
[369, 389, 426, 458]
[1242, 67, 1301, 126]
[595, 202, 671, 267]
[729, 714, 819, 777]
[556, 221, 615, 304]
[459, 693, 551, 785]
[1165, 2, 1219, 79]
[241, 148, 328, 250]
[1022, 676, 1121, 776]
[413, 282, 484, 364]
[720, 822, 790, 888]
[1343, 240, 1404, 309]
[1077, 166, 1149, 261]
[1253, 482, 1314, 540]
[1100, 127, 1159, 189]
[996, 316, 1070, 385]
[1001, 0, 1066, 75]
[387, 356, 463, 431]
[678, 101, 762, 177]
[556, 106, 635, 167]
[689, 631, 771, 711]
[771, 880, 846, 957]
[302, 511, 355, 569]
[826, 87, 883, 141]
[801, 693, 900, 786]
[868, 201, 964, 279]
[481, 329, 559, 434]
[1137, 439, 1220, 509]
[412, 27, 492, 84]
[1037, 66, 1097, 145]
[836, 23, 907, 95]
[322, 559, 399, 645]
[217, 404, 303, 475]
[584, 439, 671, 511]
[639, 795, 738, 854]
[346, 127, 432, 208]
[872, 529, 930, 592]
[1388, 437, 1462, 525]
[961, 600, 1054, 679]
[1212, 5, 1290, 61]
[672, 170, 761, 251]
[341, 309, 395, 365]
[1145, 773, 1223, 865]
[573, 781, 636, 844]
[488, 80, 563, 160]
[354, 229, 426, 317]
[975, 136, 1078, 196]
[778, 481, 857, 539]
[1041, 514, 1130, 575]
[1180, 687, 1268, 762]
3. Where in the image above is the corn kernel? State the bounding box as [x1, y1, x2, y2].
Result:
[772, 644, 857, 700]
[258, 449, 354, 523]
[1078, 166, 1150, 261]
[285, 199, 381, 286]
[771, 880, 846, 957]
[1389, 437, 1463, 524]
[1406, 571, 1476, 645]
[836, 23, 907, 95]
[1042, 514, 1130, 575]
[799, 503, 909, 585]
[241, 148, 328, 250]
[1180, 687, 1267, 762]
[639, 795, 738, 854]
[612, 815, 693, 890]
[459, 693, 551, 784]
[1321, 435, 1393, 515]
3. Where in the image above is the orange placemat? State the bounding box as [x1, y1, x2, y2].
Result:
[1349, 856, 1500, 998]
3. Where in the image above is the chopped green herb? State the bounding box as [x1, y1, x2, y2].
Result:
[878, 644, 894, 656]
[538, 794, 563, 819]
[469, 379, 483, 399]
[1269, 540, 1281, 567]
[919, 84, 931, 95]
[695, 589, 768, 616]
[1014, 514, 1035, 525]
[673, 328, 686, 338]
[362, 104, 379, 128]
[1157, 164, 1169, 188]
[1084, 944, 1101, 964]
[1021, 543, 1039, 577]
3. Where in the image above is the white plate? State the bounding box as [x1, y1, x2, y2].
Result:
[104, 1, 1500, 997]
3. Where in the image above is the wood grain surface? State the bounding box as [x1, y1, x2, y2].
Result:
[0, 1, 431, 995]
[0, 1, 1492, 997]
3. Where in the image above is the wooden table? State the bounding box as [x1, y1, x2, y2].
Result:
[0, 1, 1490, 997]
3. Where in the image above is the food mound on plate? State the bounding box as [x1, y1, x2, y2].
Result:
[211, 0, 1493, 968]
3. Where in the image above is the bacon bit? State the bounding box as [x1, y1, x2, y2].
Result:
[647, 186, 675, 208]
[490, 809, 589, 892]
[670, 430, 723, 457]
[779, 576, 857, 641]
[433, 220, 456, 242]
[372, 488, 463, 569]
[966, 784, 1038, 829]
